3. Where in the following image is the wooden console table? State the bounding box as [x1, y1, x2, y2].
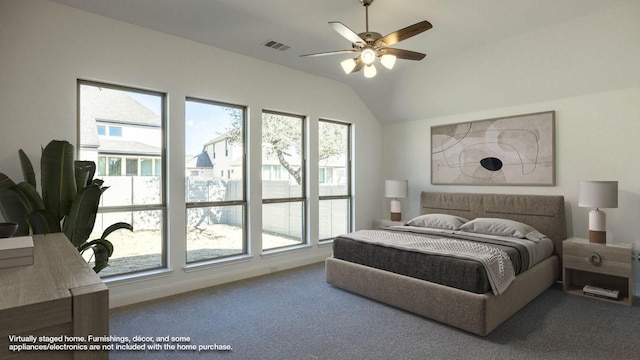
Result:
[0, 233, 108, 360]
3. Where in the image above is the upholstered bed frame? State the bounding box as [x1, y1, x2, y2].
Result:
[325, 192, 567, 336]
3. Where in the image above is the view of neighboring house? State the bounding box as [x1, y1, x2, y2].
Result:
[185, 133, 242, 180]
[185, 148, 214, 178]
[79, 84, 162, 180]
[77, 82, 350, 273]
[187, 129, 347, 185]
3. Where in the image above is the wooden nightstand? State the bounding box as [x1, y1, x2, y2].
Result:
[563, 237, 634, 306]
[372, 219, 405, 229]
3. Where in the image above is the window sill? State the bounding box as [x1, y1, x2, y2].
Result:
[183, 254, 254, 273]
[261, 243, 312, 258]
[318, 239, 335, 246]
[103, 268, 174, 286]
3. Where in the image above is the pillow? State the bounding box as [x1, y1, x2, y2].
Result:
[459, 218, 546, 241]
[524, 230, 549, 243]
[405, 214, 469, 230]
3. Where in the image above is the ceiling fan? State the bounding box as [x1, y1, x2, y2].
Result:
[301, 0, 432, 78]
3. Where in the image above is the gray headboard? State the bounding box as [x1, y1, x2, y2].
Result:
[420, 192, 567, 258]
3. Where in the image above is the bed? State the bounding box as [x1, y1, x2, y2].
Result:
[325, 191, 567, 336]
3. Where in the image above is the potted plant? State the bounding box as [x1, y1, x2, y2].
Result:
[0, 140, 131, 272]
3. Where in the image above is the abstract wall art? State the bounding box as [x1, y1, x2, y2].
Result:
[431, 111, 555, 186]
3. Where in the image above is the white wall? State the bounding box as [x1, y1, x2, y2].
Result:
[382, 3, 640, 294]
[0, 0, 382, 307]
[385, 2, 640, 122]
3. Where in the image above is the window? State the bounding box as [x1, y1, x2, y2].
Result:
[108, 157, 121, 176]
[318, 120, 351, 241]
[141, 158, 153, 176]
[97, 157, 106, 176]
[108, 126, 123, 137]
[126, 158, 138, 176]
[185, 98, 246, 263]
[78, 80, 166, 277]
[262, 111, 305, 251]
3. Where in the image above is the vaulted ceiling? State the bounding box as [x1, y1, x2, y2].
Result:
[50, 0, 633, 123]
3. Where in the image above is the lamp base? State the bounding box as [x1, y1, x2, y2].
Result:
[390, 199, 402, 221]
[589, 230, 606, 244]
[588, 209, 607, 243]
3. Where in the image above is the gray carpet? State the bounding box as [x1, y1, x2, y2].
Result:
[110, 262, 640, 360]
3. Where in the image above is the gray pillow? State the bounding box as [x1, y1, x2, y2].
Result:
[406, 214, 469, 230]
[459, 218, 546, 241]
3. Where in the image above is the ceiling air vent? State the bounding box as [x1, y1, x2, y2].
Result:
[263, 40, 290, 51]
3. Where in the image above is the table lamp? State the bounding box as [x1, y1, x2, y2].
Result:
[385, 180, 408, 221]
[578, 180, 618, 243]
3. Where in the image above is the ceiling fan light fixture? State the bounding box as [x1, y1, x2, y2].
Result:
[364, 63, 377, 78]
[360, 47, 376, 65]
[340, 58, 358, 74]
[300, 0, 432, 79]
[380, 54, 396, 70]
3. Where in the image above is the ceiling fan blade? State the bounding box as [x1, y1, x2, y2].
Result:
[300, 49, 359, 57]
[375, 20, 433, 47]
[329, 21, 365, 45]
[351, 58, 365, 73]
[383, 48, 426, 61]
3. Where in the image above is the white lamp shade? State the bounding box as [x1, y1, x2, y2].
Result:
[364, 63, 377, 78]
[340, 58, 357, 74]
[578, 181, 618, 208]
[385, 180, 408, 198]
[379, 54, 396, 70]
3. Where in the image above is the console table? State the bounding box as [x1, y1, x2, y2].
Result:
[0, 233, 108, 360]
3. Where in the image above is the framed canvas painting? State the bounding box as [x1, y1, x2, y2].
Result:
[431, 111, 555, 186]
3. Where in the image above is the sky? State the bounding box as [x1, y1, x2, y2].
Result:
[127, 92, 234, 156]
[185, 101, 234, 156]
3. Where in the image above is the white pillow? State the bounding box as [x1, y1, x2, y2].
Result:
[459, 218, 546, 240]
[406, 214, 469, 230]
[524, 230, 548, 243]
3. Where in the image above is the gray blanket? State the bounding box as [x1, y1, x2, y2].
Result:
[333, 227, 542, 294]
[341, 230, 515, 295]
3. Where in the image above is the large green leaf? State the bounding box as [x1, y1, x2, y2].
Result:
[13, 182, 44, 211]
[74, 161, 96, 192]
[92, 242, 110, 273]
[0, 173, 16, 190]
[41, 140, 76, 221]
[0, 180, 43, 236]
[101, 221, 133, 241]
[99, 222, 132, 257]
[19, 149, 37, 189]
[0, 187, 31, 236]
[62, 184, 101, 247]
[28, 209, 62, 234]
[78, 239, 113, 273]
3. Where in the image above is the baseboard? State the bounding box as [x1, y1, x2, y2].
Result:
[108, 251, 329, 308]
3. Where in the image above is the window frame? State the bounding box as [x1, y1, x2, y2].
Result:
[318, 119, 352, 242]
[261, 109, 307, 251]
[77, 79, 168, 277]
[184, 97, 248, 263]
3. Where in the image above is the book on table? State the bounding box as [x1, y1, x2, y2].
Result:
[0, 236, 34, 268]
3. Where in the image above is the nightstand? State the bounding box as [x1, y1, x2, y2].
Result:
[563, 237, 634, 306]
[372, 219, 405, 229]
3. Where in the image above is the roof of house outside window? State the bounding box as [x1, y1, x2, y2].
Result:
[193, 150, 214, 168]
[97, 138, 161, 156]
[80, 84, 161, 148]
